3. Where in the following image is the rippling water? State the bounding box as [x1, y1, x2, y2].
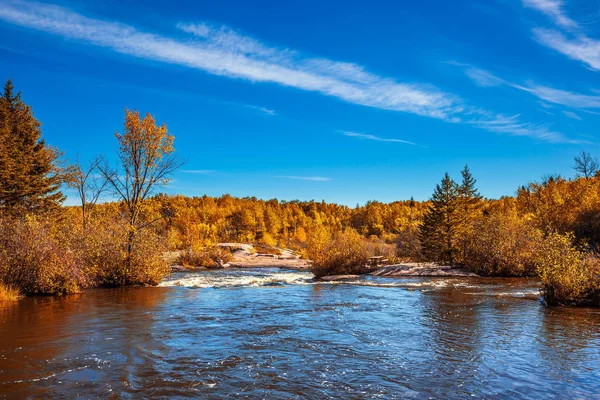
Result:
[1, 268, 599, 398]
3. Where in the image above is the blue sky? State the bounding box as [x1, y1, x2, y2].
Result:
[0, 0, 599, 205]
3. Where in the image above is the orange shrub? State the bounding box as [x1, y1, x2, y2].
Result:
[0, 216, 88, 295]
[0, 283, 21, 301]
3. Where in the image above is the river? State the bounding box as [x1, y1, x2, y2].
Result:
[1, 268, 599, 398]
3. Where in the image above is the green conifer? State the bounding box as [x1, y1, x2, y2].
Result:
[419, 172, 459, 264]
[0, 79, 64, 214]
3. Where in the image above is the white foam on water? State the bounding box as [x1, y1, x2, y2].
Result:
[0, 365, 90, 384]
[467, 290, 540, 298]
[159, 270, 313, 288]
[159, 269, 489, 291]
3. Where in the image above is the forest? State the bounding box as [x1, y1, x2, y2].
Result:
[0, 79, 599, 306]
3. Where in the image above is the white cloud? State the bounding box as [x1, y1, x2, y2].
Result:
[276, 176, 331, 182]
[538, 108, 555, 116]
[340, 131, 417, 145]
[520, 83, 600, 108]
[562, 110, 582, 120]
[467, 111, 575, 143]
[522, 0, 578, 29]
[0, 0, 577, 143]
[250, 106, 276, 116]
[533, 28, 600, 71]
[522, 1, 600, 71]
[465, 68, 507, 87]
[462, 65, 600, 110]
[0, 0, 459, 119]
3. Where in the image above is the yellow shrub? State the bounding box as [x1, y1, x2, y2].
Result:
[536, 232, 600, 306]
[178, 246, 233, 268]
[260, 232, 277, 248]
[0, 283, 21, 301]
[464, 211, 541, 276]
[308, 228, 370, 278]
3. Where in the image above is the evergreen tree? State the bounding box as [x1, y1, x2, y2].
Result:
[0, 79, 63, 214]
[419, 173, 459, 264]
[456, 165, 482, 263]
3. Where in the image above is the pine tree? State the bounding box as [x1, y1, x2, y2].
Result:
[456, 165, 482, 263]
[419, 173, 459, 264]
[458, 165, 481, 201]
[0, 79, 64, 214]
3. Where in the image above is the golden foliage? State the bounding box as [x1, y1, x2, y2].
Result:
[308, 228, 370, 278]
[178, 246, 233, 269]
[464, 206, 541, 276]
[0, 215, 87, 295]
[0, 282, 21, 301]
[536, 232, 600, 306]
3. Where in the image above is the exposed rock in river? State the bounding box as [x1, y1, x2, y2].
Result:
[319, 275, 360, 281]
[372, 263, 478, 277]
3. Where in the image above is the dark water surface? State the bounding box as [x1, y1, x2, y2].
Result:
[1, 268, 599, 399]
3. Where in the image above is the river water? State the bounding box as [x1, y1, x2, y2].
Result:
[1, 268, 599, 399]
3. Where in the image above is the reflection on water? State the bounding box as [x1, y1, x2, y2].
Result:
[1, 268, 599, 399]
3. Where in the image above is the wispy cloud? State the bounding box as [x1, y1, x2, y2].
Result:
[467, 111, 573, 143]
[276, 176, 331, 182]
[464, 67, 507, 87]
[340, 131, 417, 145]
[533, 29, 600, 71]
[521, 83, 600, 108]
[522, 0, 600, 71]
[463, 66, 600, 109]
[0, 0, 576, 143]
[246, 105, 276, 116]
[562, 110, 582, 120]
[522, 0, 578, 29]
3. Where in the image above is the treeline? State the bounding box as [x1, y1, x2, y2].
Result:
[1, 79, 599, 307]
[97, 195, 428, 254]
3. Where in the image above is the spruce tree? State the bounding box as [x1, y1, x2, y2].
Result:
[419, 173, 459, 264]
[458, 165, 482, 202]
[0, 79, 64, 214]
[456, 165, 482, 263]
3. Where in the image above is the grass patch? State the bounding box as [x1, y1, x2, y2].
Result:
[253, 244, 282, 255]
[178, 246, 233, 268]
[0, 283, 21, 301]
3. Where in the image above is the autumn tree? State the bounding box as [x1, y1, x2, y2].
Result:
[0, 79, 63, 214]
[100, 109, 182, 272]
[573, 151, 599, 180]
[419, 173, 460, 264]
